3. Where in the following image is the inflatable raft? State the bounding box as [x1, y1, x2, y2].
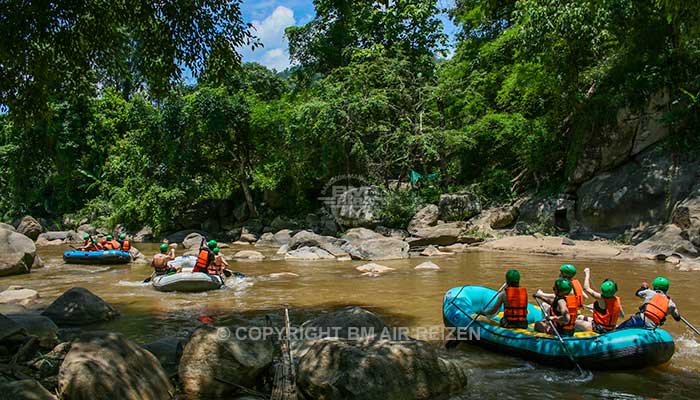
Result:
[443, 285, 675, 370]
[63, 250, 131, 265]
[152, 272, 224, 293]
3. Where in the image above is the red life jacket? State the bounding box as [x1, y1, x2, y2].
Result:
[121, 240, 131, 251]
[571, 279, 584, 309]
[551, 295, 578, 335]
[643, 293, 670, 325]
[504, 287, 528, 323]
[194, 249, 212, 273]
[593, 296, 621, 332]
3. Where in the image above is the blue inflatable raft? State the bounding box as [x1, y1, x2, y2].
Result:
[63, 250, 132, 265]
[443, 286, 675, 370]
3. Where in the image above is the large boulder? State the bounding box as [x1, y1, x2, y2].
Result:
[17, 216, 43, 240]
[0, 313, 26, 343]
[178, 325, 274, 399]
[76, 223, 97, 235]
[517, 194, 576, 233]
[488, 206, 519, 229]
[42, 287, 119, 326]
[0, 228, 37, 277]
[673, 185, 700, 248]
[288, 230, 348, 257]
[0, 286, 39, 306]
[300, 307, 391, 339]
[407, 205, 439, 234]
[349, 238, 409, 261]
[132, 226, 154, 242]
[8, 314, 59, 348]
[577, 148, 699, 234]
[335, 186, 383, 227]
[0, 379, 57, 400]
[296, 337, 468, 400]
[406, 222, 482, 248]
[438, 193, 481, 221]
[285, 246, 336, 260]
[143, 336, 187, 378]
[58, 332, 173, 400]
[340, 228, 385, 246]
[0, 222, 16, 231]
[165, 229, 207, 244]
[182, 232, 207, 250]
[632, 224, 698, 258]
[36, 231, 69, 246]
[233, 250, 265, 260]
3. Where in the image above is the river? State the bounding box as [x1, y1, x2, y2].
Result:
[2, 244, 699, 399]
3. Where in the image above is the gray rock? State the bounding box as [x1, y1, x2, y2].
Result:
[17, 216, 43, 240]
[37, 231, 68, 241]
[351, 238, 409, 261]
[408, 204, 439, 234]
[270, 216, 300, 232]
[8, 314, 58, 348]
[59, 332, 172, 400]
[76, 223, 97, 235]
[489, 206, 519, 229]
[406, 223, 470, 248]
[239, 232, 258, 243]
[0, 228, 37, 277]
[376, 226, 409, 239]
[673, 184, 700, 248]
[0, 222, 16, 231]
[132, 225, 154, 242]
[233, 250, 265, 260]
[299, 307, 391, 340]
[518, 194, 576, 233]
[0, 286, 39, 306]
[179, 325, 274, 400]
[0, 313, 26, 342]
[632, 225, 698, 258]
[335, 186, 383, 227]
[285, 246, 335, 260]
[439, 193, 481, 221]
[355, 263, 395, 274]
[272, 229, 292, 246]
[42, 287, 119, 326]
[165, 229, 207, 244]
[289, 230, 347, 256]
[420, 245, 451, 257]
[0, 379, 56, 400]
[340, 228, 384, 246]
[182, 232, 207, 250]
[415, 261, 440, 270]
[143, 336, 186, 378]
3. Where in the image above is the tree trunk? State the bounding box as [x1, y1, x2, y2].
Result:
[238, 157, 257, 219]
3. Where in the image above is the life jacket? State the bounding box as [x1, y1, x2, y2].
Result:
[194, 249, 212, 273]
[208, 255, 223, 275]
[109, 240, 120, 250]
[102, 241, 114, 250]
[121, 240, 131, 251]
[643, 292, 670, 325]
[152, 253, 170, 275]
[503, 287, 528, 324]
[571, 279, 584, 309]
[593, 296, 621, 332]
[551, 295, 578, 335]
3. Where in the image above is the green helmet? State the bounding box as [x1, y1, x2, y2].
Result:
[213, 247, 220, 254]
[652, 276, 669, 292]
[159, 244, 168, 253]
[554, 278, 573, 294]
[82, 234, 90, 240]
[106, 235, 113, 240]
[601, 280, 617, 298]
[119, 234, 126, 240]
[560, 264, 577, 278]
[505, 269, 520, 285]
[207, 240, 217, 248]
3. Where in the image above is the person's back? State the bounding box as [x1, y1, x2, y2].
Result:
[118, 234, 131, 251]
[618, 277, 681, 330]
[151, 244, 175, 275]
[194, 240, 217, 274]
[535, 278, 577, 337]
[208, 248, 227, 276]
[501, 269, 528, 329]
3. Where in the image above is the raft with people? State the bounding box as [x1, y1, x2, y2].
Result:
[151, 271, 225, 292]
[62, 249, 132, 265]
[443, 285, 676, 370]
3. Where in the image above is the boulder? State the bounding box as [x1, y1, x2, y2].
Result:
[438, 193, 481, 221]
[239, 232, 258, 243]
[350, 238, 409, 261]
[272, 229, 292, 246]
[58, 332, 172, 400]
[270, 216, 300, 232]
[0, 303, 28, 315]
[143, 336, 186, 377]
[42, 287, 119, 326]
[0, 228, 37, 276]
[37, 231, 68, 242]
[8, 314, 58, 348]
[182, 232, 207, 250]
[0, 286, 39, 306]
[415, 261, 440, 270]
[132, 226, 154, 242]
[673, 185, 700, 248]
[289, 230, 348, 257]
[76, 223, 97, 235]
[355, 263, 395, 274]
[254, 232, 275, 247]
[276, 244, 288, 255]
[406, 223, 469, 248]
[233, 250, 265, 260]
[0, 379, 57, 400]
[267, 272, 300, 279]
[285, 246, 335, 260]
[517, 194, 576, 233]
[340, 228, 384, 246]
[111, 223, 127, 238]
[407, 205, 440, 234]
[64, 230, 84, 244]
[420, 245, 451, 257]
[165, 229, 207, 244]
[0, 313, 26, 343]
[439, 243, 468, 253]
[128, 247, 147, 264]
[0, 222, 16, 231]
[296, 337, 468, 400]
[179, 325, 274, 399]
[299, 307, 391, 340]
[375, 226, 409, 240]
[335, 186, 383, 227]
[17, 216, 43, 240]
[488, 206, 519, 229]
[632, 225, 698, 258]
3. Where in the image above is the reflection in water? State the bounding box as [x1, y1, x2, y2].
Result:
[1, 244, 699, 399]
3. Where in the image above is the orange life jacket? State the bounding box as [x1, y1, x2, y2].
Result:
[504, 287, 528, 323]
[643, 293, 670, 325]
[121, 240, 131, 251]
[571, 279, 584, 309]
[103, 241, 114, 250]
[551, 295, 578, 334]
[208, 256, 223, 275]
[593, 296, 621, 332]
[194, 249, 212, 273]
[109, 240, 120, 250]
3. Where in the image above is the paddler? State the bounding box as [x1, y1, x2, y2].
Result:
[103, 235, 120, 250]
[193, 239, 217, 274]
[559, 264, 588, 309]
[483, 269, 529, 328]
[575, 268, 624, 333]
[207, 248, 228, 276]
[117, 233, 131, 251]
[151, 243, 177, 276]
[617, 277, 681, 329]
[534, 278, 577, 336]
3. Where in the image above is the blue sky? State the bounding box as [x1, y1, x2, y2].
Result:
[238, 0, 458, 71]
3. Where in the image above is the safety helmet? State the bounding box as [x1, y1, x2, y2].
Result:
[601, 280, 617, 298]
[208, 240, 217, 248]
[213, 247, 220, 254]
[82, 234, 90, 240]
[652, 276, 669, 292]
[119, 234, 126, 240]
[101, 239, 107, 244]
[554, 278, 572, 294]
[560, 264, 577, 278]
[106, 235, 113, 240]
[505, 269, 520, 285]
[159, 244, 168, 252]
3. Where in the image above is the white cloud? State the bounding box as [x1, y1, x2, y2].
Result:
[241, 6, 296, 71]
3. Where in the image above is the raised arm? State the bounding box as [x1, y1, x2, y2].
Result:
[583, 268, 602, 300]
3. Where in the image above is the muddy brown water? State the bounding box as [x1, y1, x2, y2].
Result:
[2, 244, 699, 399]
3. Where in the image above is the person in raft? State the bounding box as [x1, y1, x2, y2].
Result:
[575, 268, 624, 333]
[617, 277, 681, 329]
[102, 235, 121, 250]
[558, 264, 588, 310]
[483, 269, 529, 329]
[193, 240, 217, 274]
[208, 248, 228, 276]
[151, 244, 177, 276]
[80, 234, 102, 251]
[534, 278, 578, 337]
[117, 233, 131, 251]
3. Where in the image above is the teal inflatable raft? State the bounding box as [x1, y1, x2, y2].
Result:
[443, 286, 675, 370]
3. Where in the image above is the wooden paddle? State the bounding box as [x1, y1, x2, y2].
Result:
[446, 282, 507, 349]
[533, 295, 585, 375]
[681, 316, 700, 336]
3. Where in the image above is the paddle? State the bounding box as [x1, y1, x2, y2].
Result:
[681, 316, 700, 336]
[533, 295, 585, 375]
[143, 272, 155, 283]
[446, 282, 507, 349]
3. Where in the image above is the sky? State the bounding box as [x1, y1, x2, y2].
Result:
[238, 0, 458, 72]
